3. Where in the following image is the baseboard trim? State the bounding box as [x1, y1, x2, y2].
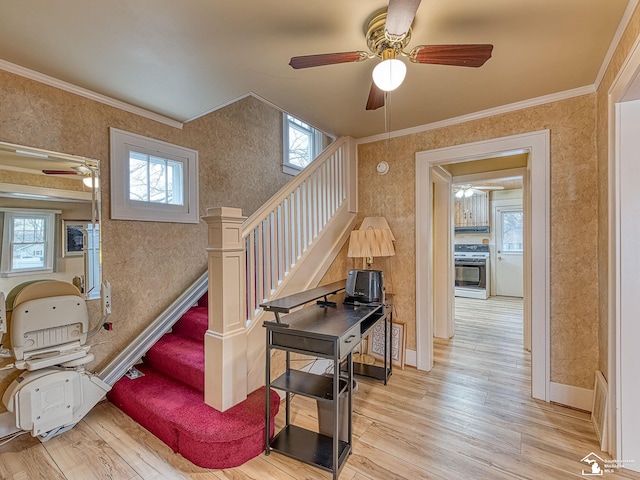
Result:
[550, 381, 594, 412]
[405, 349, 417, 368]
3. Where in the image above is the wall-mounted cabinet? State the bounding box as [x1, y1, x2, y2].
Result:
[454, 191, 490, 233]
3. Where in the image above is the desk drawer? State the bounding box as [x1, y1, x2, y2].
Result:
[339, 324, 361, 358]
[271, 331, 334, 356]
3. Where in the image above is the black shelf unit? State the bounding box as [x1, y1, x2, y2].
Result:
[262, 284, 392, 479]
[263, 283, 394, 480]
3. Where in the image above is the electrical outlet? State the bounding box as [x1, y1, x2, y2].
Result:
[102, 281, 112, 315]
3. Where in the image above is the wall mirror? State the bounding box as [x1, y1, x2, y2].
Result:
[0, 141, 101, 300]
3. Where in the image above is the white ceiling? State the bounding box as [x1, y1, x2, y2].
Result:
[0, 0, 632, 138]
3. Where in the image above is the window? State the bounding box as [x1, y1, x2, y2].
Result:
[1, 210, 57, 276]
[501, 210, 523, 252]
[283, 114, 331, 175]
[110, 128, 199, 223]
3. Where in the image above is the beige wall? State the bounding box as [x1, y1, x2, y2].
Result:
[0, 70, 292, 400]
[325, 94, 600, 389]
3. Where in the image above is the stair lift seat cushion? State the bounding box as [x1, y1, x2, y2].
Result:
[2, 280, 110, 441]
[7, 281, 89, 369]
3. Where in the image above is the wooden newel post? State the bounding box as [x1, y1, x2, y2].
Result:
[202, 207, 248, 411]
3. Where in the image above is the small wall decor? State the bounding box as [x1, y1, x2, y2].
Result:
[368, 321, 406, 369]
[62, 220, 87, 257]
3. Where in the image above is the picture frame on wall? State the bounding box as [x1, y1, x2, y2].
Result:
[368, 321, 406, 369]
[62, 220, 87, 257]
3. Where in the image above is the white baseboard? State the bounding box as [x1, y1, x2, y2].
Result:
[405, 349, 417, 368]
[550, 381, 594, 412]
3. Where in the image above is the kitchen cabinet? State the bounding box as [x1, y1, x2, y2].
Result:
[455, 191, 490, 233]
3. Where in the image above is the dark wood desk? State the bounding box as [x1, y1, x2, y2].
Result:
[262, 288, 392, 480]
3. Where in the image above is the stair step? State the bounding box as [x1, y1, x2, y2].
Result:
[107, 365, 279, 469]
[144, 334, 204, 392]
[197, 292, 208, 308]
[172, 306, 208, 342]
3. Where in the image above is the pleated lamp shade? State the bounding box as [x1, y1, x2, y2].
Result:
[347, 217, 395, 267]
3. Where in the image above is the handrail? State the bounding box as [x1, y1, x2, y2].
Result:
[243, 137, 350, 233]
[242, 138, 353, 326]
[98, 271, 208, 386]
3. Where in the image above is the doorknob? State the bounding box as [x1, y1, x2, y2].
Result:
[498, 256, 502, 261]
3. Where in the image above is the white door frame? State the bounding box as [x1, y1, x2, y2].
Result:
[431, 165, 455, 339]
[609, 33, 640, 466]
[415, 130, 550, 401]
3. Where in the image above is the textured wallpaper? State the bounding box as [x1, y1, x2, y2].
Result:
[0, 70, 292, 403]
[324, 94, 601, 390]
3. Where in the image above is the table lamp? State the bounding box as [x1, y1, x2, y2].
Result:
[347, 216, 395, 269]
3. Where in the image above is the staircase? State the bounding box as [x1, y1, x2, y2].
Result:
[107, 293, 280, 468]
[105, 136, 357, 468]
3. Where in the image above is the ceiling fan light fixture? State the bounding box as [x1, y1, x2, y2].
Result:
[83, 176, 99, 189]
[464, 188, 474, 198]
[372, 49, 406, 92]
[455, 189, 464, 198]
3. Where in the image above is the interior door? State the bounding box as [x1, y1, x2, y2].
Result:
[494, 205, 523, 297]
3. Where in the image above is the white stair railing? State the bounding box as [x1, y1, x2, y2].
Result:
[202, 136, 357, 411]
[100, 138, 357, 414]
[243, 136, 356, 326]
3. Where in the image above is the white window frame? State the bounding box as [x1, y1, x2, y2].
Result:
[282, 113, 326, 176]
[1, 208, 58, 277]
[110, 128, 199, 223]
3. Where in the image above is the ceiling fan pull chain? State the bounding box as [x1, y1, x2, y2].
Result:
[385, 92, 391, 149]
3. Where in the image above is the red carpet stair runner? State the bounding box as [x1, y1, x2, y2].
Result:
[107, 294, 280, 468]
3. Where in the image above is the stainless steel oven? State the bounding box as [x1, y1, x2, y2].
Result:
[454, 244, 490, 299]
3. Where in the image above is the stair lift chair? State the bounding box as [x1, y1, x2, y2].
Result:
[1, 280, 110, 440]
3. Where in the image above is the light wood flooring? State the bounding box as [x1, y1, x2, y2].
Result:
[1, 296, 639, 479]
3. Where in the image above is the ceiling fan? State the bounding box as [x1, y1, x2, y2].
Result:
[42, 165, 93, 176]
[288, 0, 493, 111]
[454, 184, 504, 198]
[42, 165, 99, 187]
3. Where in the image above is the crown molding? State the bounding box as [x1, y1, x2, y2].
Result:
[356, 85, 596, 144]
[594, 0, 640, 90]
[0, 59, 184, 129]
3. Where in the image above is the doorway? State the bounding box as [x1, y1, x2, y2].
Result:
[449, 171, 525, 362]
[415, 130, 550, 401]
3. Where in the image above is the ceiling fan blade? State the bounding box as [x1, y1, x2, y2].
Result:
[409, 44, 493, 67]
[42, 170, 79, 175]
[366, 82, 385, 111]
[385, 0, 421, 38]
[289, 51, 369, 69]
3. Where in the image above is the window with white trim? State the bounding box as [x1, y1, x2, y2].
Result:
[501, 209, 524, 253]
[110, 128, 199, 223]
[1, 210, 57, 276]
[283, 114, 332, 175]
